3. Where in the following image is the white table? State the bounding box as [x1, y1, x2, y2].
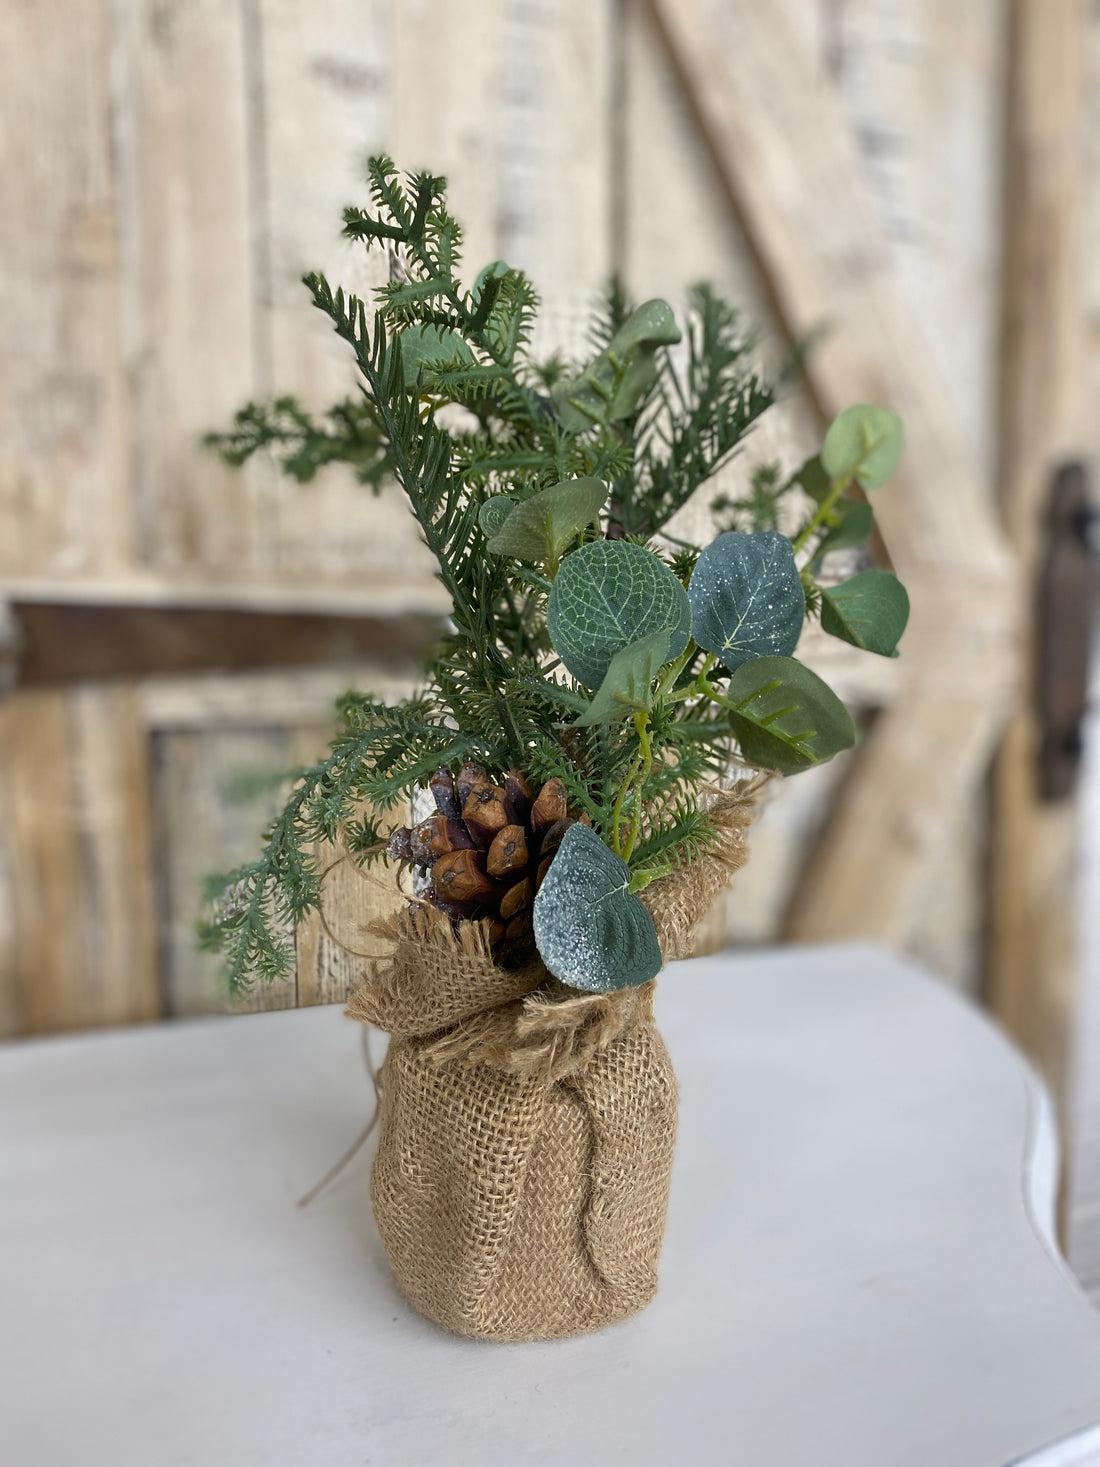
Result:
[4, 944, 1100, 1467]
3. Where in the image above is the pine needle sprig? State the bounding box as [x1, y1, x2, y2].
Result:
[202, 159, 893, 992]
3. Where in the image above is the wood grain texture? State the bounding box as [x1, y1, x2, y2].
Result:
[115, 0, 262, 574]
[254, 0, 439, 592]
[152, 724, 306, 1017]
[988, 0, 1085, 1114]
[0, 0, 132, 579]
[0, 686, 159, 1033]
[647, 0, 1017, 960]
[12, 601, 439, 684]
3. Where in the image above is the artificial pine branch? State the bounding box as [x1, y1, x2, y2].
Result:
[203, 158, 904, 991]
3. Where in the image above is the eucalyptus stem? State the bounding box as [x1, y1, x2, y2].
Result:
[790, 471, 852, 555]
[663, 651, 716, 706]
[611, 739, 646, 857]
[622, 712, 653, 862]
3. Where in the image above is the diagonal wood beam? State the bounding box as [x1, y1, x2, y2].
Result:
[647, 0, 1018, 950]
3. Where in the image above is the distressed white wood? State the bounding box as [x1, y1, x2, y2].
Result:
[3, 945, 1100, 1466]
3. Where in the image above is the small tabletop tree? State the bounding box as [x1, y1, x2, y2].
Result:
[203, 158, 907, 997]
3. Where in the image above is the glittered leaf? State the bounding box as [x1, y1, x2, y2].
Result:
[688, 531, 805, 670]
[485, 477, 608, 562]
[820, 570, 909, 657]
[548, 540, 692, 690]
[724, 655, 856, 774]
[533, 823, 663, 992]
[574, 629, 673, 727]
[821, 405, 903, 491]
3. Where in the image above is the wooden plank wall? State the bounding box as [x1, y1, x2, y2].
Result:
[0, 0, 1040, 1032]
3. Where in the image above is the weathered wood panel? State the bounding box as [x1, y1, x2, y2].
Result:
[0, 686, 159, 1033]
[152, 724, 305, 1016]
[145, 662, 414, 1016]
[0, 0, 132, 578]
[988, 0, 1085, 1121]
[115, 0, 262, 574]
[255, 0, 438, 593]
[647, 0, 1016, 982]
[0, 0, 1056, 1034]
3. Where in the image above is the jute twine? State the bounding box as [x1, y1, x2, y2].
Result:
[345, 776, 764, 1341]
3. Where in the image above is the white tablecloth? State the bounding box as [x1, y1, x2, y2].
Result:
[3, 943, 1100, 1466]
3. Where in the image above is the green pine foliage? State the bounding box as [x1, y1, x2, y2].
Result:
[202, 158, 906, 995]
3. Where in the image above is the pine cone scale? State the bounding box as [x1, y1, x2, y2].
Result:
[388, 765, 580, 964]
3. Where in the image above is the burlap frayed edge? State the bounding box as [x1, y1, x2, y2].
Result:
[345, 773, 767, 1077]
[420, 979, 655, 1083]
[344, 903, 544, 1032]
[642, 775, 767, 961]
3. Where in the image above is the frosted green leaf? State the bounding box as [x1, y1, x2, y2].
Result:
[478, 496, 515, 538]
[398, 324, 474, 388]
[534, 824, 663, 992]
[574, 629, 673, 727]
[547, 540, 692, 690]
[820, 570, 909, 657]
[551, 299, 681, 432]
[723, 655, 856, 774]
[485, 477, 607, 563]
[688, 531, 805, 670]
[821, 405, 903, 491]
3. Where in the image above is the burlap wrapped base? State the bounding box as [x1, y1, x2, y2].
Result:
[346, 780, 761, 1342]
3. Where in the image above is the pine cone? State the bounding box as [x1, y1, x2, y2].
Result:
[386, 763, 590, 965]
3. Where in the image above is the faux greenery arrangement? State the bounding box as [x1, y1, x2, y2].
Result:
[203, 157, 908, 1342]
[204, 158, 906, 999]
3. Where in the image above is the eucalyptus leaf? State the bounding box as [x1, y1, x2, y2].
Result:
[793, 454, 831, 503]
[552, 299, 681, 432]
[814, 498, 874, 560]
[533, 823, 663, 992]
[485, 477, 607, 563]
[478, 496, 515, 538]
[548, 540, 692, 690]
[688, 531, 805, 670]
[575, 629, 673, 727]
[398, 324, 474, 388]
[819, 569, 909, 657]
[723, 655, 856, 774]
[821, 404, 903, 491]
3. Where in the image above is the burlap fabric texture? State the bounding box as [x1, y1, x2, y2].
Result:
[346, 781, 761, 1341]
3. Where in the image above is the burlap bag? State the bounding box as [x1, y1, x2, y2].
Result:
[346, 781, 761, 1341]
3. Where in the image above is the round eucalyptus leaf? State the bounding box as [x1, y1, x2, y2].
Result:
[398, 324, 474, 388]
[688, 531, 805, 670]
[724, 655, 856, 775]
[551, 299, 681, 432]
[821, 404, 903, 491]
[485, 477, 607, 562]
[533, 823, 663, 992]
[793, 454, 831, 504]
[478, 496, 515, 538]
[547, 540, 692, 690]
[819, 569, 909, 657]
[574, 628, 673, 727]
